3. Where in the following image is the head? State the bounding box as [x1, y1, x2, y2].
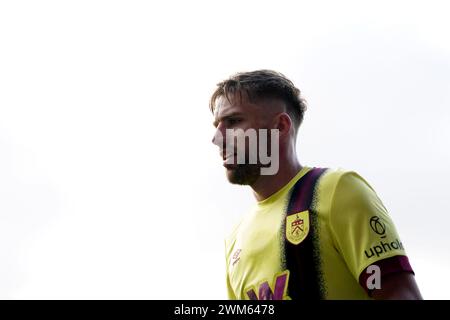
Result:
[210, 70, 307, 185]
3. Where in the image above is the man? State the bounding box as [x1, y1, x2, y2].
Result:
[210, 70, 422, 300]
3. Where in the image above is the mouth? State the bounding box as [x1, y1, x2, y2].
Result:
[221, 151, 236, 168]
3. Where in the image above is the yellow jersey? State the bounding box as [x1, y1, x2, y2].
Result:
[225, 166, 413, 300]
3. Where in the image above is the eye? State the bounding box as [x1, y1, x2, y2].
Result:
[227, 118, 242, 126]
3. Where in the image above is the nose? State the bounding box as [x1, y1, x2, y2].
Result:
[212, 122, 226, 150]
[212, 125, 225, 148]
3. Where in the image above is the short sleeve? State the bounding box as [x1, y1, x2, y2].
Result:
[328, 171, 413, 287]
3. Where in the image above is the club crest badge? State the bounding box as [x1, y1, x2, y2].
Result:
[286, 210, 309, 245]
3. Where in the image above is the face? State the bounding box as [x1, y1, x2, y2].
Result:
[212, 94, 270, 185]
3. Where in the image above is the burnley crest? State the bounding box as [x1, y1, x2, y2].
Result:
[286, 210, 310, 245]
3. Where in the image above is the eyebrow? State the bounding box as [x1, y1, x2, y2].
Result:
[212, 112, 244, 127]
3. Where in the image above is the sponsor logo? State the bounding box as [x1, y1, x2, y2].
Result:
[365, 215, 404, 259]
[285, 210, 309, 245]
[370, 216, 386, 238]
[246, 270, 290, 300]
[364, 239, 404, 258]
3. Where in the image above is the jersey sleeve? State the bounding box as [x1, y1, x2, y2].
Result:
[328, 171, 414, 292]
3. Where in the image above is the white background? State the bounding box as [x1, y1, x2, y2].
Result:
[0, 0, 449, 299]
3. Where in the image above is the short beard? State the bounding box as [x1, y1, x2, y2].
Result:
[226, 164, 261, 185]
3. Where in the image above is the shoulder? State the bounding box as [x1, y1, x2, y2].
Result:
[317, 168, 388, 232]
[318, 168, 379, 205]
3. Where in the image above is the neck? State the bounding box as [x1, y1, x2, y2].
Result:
[251, 155, 302, 202]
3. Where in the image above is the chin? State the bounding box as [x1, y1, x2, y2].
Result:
[225, 165, 260, 185]
[226, 170, 246, 185]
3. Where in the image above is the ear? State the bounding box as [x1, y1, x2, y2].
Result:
[273, 112, 292, 138]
